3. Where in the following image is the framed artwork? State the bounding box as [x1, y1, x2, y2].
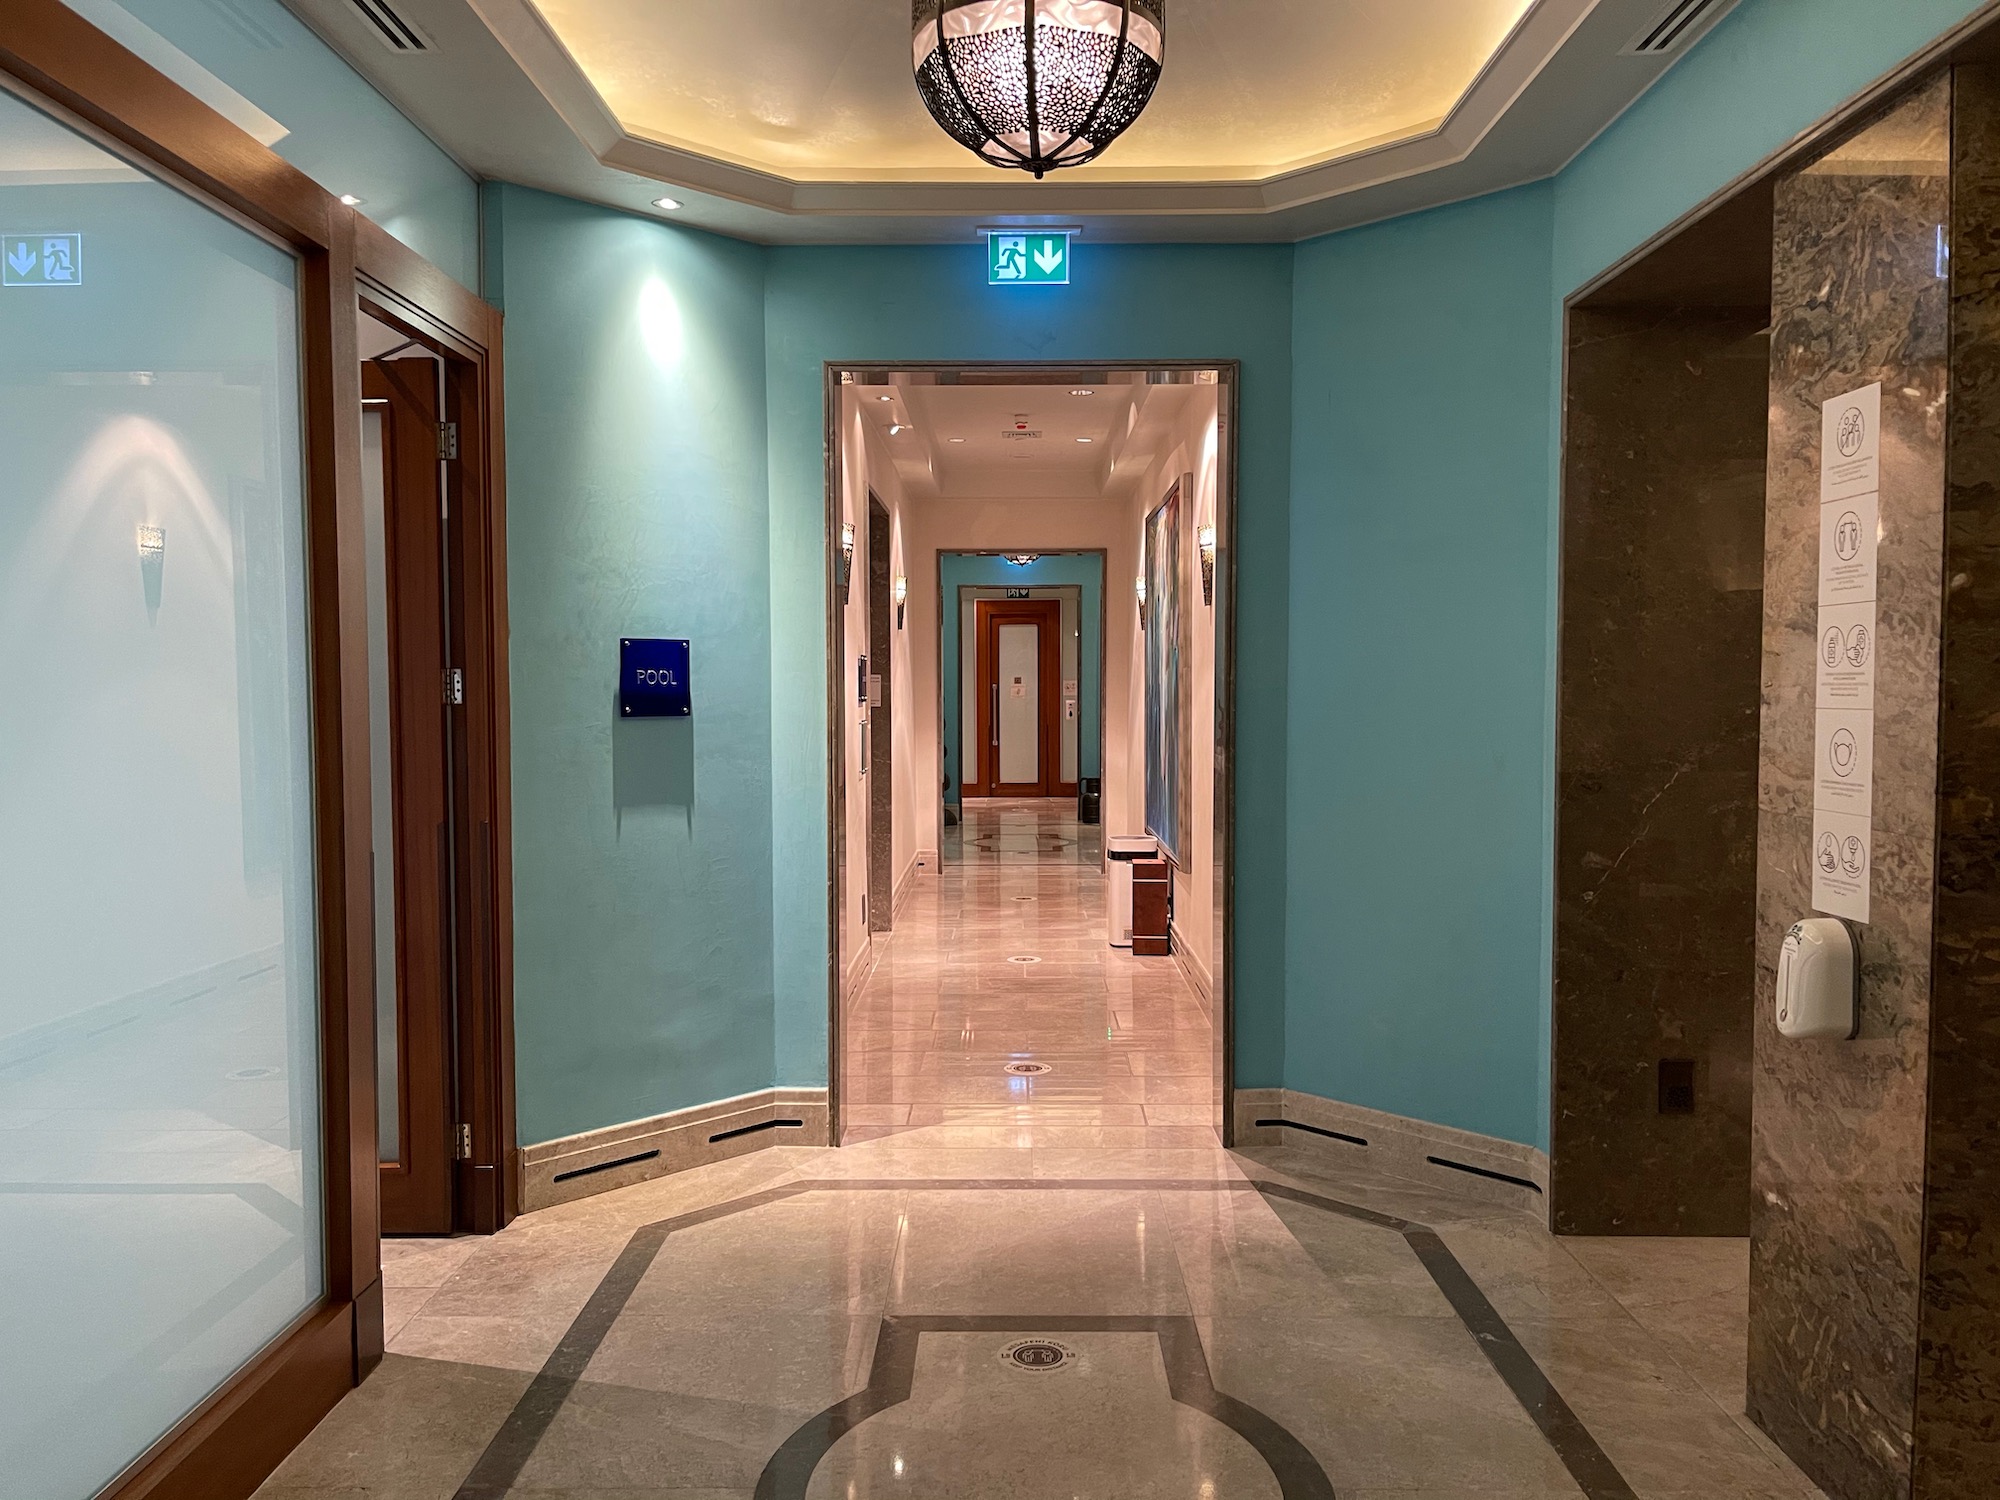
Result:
[1144, 476, 1191, 865]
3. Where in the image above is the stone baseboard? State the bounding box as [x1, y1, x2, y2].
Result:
[1168, 922, 1212, 1017]
[519, 1088, 830, 1213]
[1234, 1087, 1549, 1222]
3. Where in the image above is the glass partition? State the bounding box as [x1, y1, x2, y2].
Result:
[0, 85, 323, 1499]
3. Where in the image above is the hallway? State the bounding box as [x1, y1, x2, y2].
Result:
[843, 798, 1216, 1149]
[256, 799, 1821, 1500]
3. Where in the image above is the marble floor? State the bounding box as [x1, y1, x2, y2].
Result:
[256, 801, 1822, 1500]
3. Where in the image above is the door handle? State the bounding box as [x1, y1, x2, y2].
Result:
[992, 683, 999, 745]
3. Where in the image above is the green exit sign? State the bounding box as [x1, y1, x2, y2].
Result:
[988, 231, 1072, 285]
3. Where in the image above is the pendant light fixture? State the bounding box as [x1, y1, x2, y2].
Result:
[912, 1, 1167, 179]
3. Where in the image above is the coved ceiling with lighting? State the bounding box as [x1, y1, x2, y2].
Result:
[286, 0, 1742, 242]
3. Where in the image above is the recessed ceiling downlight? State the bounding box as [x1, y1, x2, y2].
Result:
[652, 196, 683, 211]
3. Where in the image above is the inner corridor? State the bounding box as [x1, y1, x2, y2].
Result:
[256, 803, 1820, 1499]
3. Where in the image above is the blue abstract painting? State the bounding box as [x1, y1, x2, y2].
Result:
[1144, 478, 1189, 865]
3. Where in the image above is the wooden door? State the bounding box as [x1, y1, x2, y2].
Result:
[973, 598, 1062, 796]
[365, 360, 456, 1235]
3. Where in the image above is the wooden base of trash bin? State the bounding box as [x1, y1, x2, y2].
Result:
[1132, 858, 1171, 957]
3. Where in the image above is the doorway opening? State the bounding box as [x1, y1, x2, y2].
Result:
[825, 364, 1237, 1148]
[358, 299, 514, 1236]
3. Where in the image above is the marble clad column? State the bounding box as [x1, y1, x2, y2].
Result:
[1554, 304, 1768, 1236]
[1913, 60, 2000, 1500]
[1749, 74, 1950, 1500]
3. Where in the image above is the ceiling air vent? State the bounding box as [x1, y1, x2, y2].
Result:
[344, 0, 433, 53]
[1622, 0, 1739, 56]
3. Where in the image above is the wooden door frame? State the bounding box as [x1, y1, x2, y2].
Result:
[0, 6, 514, 1499]
[823, 365, 1239, 1155]
[971, 598, 1064, 797]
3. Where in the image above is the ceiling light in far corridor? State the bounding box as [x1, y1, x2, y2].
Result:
[652, 196, 683, 211]
[890, 423, 914, 435]
[949, 437, 967, 443]
[1070, 388, 1094, 396]
[1076, 436, 1093, 442]
[339, 194, 364, 206]
[1005, 554, 1040, 566]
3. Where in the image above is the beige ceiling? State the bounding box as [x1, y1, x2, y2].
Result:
[854, 381, 1211, 500]
[527, 0, 1537, 184]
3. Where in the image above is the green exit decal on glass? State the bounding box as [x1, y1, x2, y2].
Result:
[988, 232, 1071, 285]
[3, 233, 83, 287]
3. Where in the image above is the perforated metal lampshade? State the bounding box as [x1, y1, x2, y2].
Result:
[912, 0, 1166, 178]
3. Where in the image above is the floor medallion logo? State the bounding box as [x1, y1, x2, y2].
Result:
[1001, 1338, 1077, 1372]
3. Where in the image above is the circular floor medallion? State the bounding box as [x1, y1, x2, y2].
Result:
[1001, 1338, 1076, 1373]
[1003, 1061, 1052, 1076]
[227, 1066, 278, 1081]
[1007, 954, 1042, 965]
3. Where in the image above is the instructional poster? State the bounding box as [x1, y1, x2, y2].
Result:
[1812, 382, 1879, 921]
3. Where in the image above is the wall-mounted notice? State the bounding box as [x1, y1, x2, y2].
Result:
[1812, 382, 1880, 921]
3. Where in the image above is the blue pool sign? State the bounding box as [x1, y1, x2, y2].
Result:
[988, 231, 1071, 285]
[620, 638, 691, 717]
[3, 233, 83, 287]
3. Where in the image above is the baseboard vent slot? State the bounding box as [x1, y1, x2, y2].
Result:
[1258, 1118, 1368, 1147]
[1426, 1155, 1543, 1193]
[553, 1148, 659, 1184]
[709, 1118, 805, 1144]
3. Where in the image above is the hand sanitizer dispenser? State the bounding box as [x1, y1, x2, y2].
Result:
[1775, 918, 1860, 1040]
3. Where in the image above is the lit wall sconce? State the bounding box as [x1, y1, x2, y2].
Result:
[893, 574, 908, 629]
[1198, 524, 1216, 606]
[1004, 553, 1039, 567]
[839, 522, 856, 605]
[137, 524, 165, 559]
[1135, 574, 1147, 629]
[138, 524, 166, 616]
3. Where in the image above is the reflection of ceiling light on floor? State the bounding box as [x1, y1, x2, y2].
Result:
[949, 437, 966, 443]
[1077, 436, 1093, 443]
[1071, 388, 1093, 396]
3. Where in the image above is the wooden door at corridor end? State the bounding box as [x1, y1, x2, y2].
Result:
[972, 598, 1065, 797]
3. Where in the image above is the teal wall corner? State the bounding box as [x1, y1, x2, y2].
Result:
[1285, 182, 1558, 1149]
[492, 185, 776, 1145]
[938, 551, 1106, 791]
[103, 0, 480, 290]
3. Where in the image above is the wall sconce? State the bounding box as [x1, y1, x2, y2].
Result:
[137, 524, 165, 560]
[839, 522, 856, 605]
[1135, 574, 1147, 629]
[1198, 524, 1216, 606]
[893, 574, 908, 629]
[1004, 553, 1039, 567]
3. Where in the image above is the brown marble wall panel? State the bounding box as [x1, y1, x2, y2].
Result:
[1554, 305, 1769, 1236]
[1913, 60, 2000, 1500]
[1749, 73, 1951, 1500]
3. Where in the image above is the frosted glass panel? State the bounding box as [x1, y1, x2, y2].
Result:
[362, 409, 399, 1161]
[0, 88, 323, 1500]
[998, 622, 1040, 784]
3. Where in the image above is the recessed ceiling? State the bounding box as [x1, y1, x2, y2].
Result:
[525, 0, 1535, 184]
[279, 0, 1739, 242]
[854, 380, 1210, 501]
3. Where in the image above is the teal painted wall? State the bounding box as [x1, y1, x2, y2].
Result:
[487, 186, 775, 1144]
[764, 243, 1293, 1089]
[79, 0, 479, 288]
[938, 552, 1105, 798]
[485, 0, 1994, 1151]
[1285, 184, 1558, 1149]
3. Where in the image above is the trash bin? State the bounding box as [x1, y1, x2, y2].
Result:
[1105, 834, 1158, 948]
[1077, 776, 1101, 825]
[1132, 858, 1172, 956]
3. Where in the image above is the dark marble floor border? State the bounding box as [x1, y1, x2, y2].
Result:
[449, 1176, 1637, 1500]
[755, 1314, 1336, 1500]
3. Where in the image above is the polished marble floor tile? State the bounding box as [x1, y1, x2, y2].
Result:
[256, 800, 1821, 1500]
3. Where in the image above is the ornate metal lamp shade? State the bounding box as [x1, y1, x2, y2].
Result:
[912, 0, 1166, 178]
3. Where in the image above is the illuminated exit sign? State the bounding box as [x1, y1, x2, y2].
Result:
[988, 231, 1072, 285]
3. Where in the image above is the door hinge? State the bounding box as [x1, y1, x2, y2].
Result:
[437, 421, 459, 461]
[443, 667, 465, 705]
[455, 1123, 472, 1160]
